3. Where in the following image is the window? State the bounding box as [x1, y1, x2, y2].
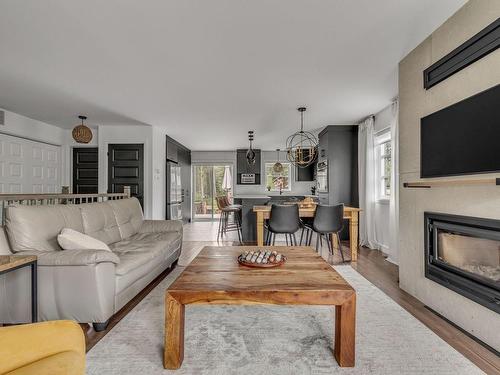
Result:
[265, 162, 291, 192]
[375, 131, 391, 201]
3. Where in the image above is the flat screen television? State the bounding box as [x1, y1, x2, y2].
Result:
[420, 84, 500, 178]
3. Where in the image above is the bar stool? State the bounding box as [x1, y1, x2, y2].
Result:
[221, 196, 242, 210]
[305, 204, 345, 262]
[265, 204, 300, 246]
[216, 196, 242, 243]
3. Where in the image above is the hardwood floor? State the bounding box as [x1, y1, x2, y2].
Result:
[83, 222, 500, 374]
[352, 247, 500, 375]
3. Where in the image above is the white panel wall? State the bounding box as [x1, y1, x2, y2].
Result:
[0, 109, 65, 193]
[0, 133, 61, 193]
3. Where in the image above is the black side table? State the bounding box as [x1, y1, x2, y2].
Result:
[0, 255, 37, 322]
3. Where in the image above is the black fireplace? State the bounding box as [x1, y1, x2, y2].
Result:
[425, 212, 500, 313]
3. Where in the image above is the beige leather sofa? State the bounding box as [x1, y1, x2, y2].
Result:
[0, 197, 182, 331]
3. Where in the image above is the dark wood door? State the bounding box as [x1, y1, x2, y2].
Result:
[108, 144, 144, 207]
[73, 147, 98, 194]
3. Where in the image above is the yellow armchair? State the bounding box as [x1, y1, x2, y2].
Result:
[0, 320, 85, 375]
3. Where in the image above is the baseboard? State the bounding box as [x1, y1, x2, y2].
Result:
[424, 305, 500, 357]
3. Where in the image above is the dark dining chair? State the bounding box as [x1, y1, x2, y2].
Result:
[265, 204, 300, 246]
[305, 204, 345, 262]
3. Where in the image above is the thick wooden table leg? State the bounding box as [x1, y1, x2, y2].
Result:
[331, 233, 339, 251]
[334, 293, 356, 367]
[256, 211, 264, 246]
[164, 293, 185, 369]
[349, 211, 359, 262]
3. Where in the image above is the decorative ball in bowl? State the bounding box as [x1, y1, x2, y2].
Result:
[238, 250, 286, 268]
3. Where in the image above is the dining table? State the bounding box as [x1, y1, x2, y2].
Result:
[253, 205, 361, 261]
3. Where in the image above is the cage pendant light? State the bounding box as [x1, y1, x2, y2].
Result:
[272, 148, 284, 175]
[286, 107, 318, 168]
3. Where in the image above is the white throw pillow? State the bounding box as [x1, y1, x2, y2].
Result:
[57, 228, 111, 252]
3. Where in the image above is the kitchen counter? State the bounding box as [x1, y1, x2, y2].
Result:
[233, 195, 318, 242]
[233, 196, 270, 242]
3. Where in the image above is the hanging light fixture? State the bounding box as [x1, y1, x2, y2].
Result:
[246, 130, 256, 165]
[286, 107, 318, 168]
[72, 115, 93, 144]
[272, 148, 284, 174]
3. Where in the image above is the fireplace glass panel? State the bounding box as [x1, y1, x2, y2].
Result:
[437, 230, 500, 283]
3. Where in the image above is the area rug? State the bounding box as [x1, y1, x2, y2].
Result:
[86, 265, 483, 374]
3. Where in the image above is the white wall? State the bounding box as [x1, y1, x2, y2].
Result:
[0, 108, 102, 189]
[0, 109, 66, 145]
[152, 126, 166, 219]
[0, 109, 162, 219]
[191, 151, 235, 165]
[398, 0, 500, 350]
[63, 125, 98, 189]
[98, 125, 153, 218]
[191, 150, 316, 196]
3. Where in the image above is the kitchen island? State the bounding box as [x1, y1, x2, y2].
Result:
[233, 195, 308, 242]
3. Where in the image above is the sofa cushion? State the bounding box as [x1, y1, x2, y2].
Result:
[5, 205, 84, 252]
[107, 198, 143, 239]
[57, 228, 111, 252]
[79, 202, 121, 245]
[111, 231, 181, 276]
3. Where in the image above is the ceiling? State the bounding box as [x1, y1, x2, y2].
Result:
[0, 0, 466, 150]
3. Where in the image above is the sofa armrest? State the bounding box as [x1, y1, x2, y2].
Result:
[139, 219, 183, 234]
[0, 320, 85, 374]
[18, 249, 120, 266]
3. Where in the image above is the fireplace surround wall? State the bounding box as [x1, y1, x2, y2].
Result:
[424, 212, 500, 314]
[398, 0, 500, 351]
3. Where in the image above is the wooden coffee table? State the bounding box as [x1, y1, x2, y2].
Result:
[164, 246, 356, 369]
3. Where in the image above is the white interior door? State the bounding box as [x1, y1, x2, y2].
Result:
[0, 133, 61, 193]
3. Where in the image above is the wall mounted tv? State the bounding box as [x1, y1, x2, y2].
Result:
[421, 84, 500, 178]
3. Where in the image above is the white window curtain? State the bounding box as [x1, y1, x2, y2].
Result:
[358, 116, 378, 249]
[387, 100, 399, 264]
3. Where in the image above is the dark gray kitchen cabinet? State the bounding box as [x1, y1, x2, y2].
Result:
[166, 138, 178, 163]
[295, 149, 316, 181]
[177, 146, 192, 223]
[317, 125, 358, 240]
[166, 135, 191, 222]
[318, 125, 358, 207]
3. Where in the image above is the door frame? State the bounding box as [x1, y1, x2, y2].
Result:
[191, 162, 234, 222]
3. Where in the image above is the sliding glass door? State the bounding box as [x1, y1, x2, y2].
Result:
[192, 164, 233, 221]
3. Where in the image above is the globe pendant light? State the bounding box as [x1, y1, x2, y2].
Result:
[272, 148, 284, 175]
[246, 130, 256, 165]
[72, 115, 93, 144]
[286, 107, 318, 168]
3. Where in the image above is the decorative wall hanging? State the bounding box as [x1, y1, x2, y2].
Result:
[72, 115, 93, 144]
[246, 130, 256, 165]
[286, 107, 318, 168]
